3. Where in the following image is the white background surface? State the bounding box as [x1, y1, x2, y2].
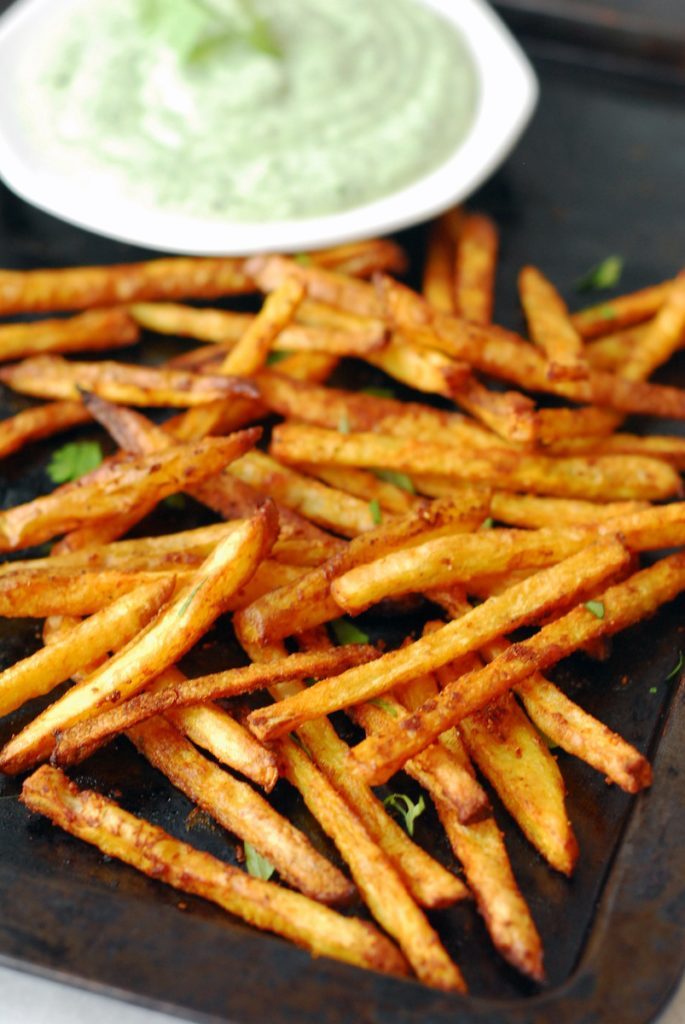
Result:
[1, 963, 683, 1024]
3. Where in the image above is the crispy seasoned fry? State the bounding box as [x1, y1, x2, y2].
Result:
[309, 237, 407, 277]
[0, 506, 277, 773]
[21, 766, 407, 977]
[0, 257, 253, 315]
[618, 270, 685, 381]
[453, 213, 498, 325]
[50, 645, 379, 767]
[351, 551, 685, 783]
[278, 735, 466, 991]
[247, 254, 382, 317]
[519, 266, 588, 380]
[546, 430, 685, 469]
[234, 494, 490, 645]
[130, 302, 254, 341]
[296, 463, 421, 515]
[533, 406, 622, 445]
[0, 355, 257, 407]
[489, 492, 648, 529]
[423, 215, 457, 313]
[128, 716, 353, 904]
[0, 429, 261, 553]
[219, 278, 305, 376]
[247, 539, 629, 741]
[449, 374, 537, 445]
[366, 336, 470, 397]
[0, 401, 91, 460]
[270, 424, 681, 501]
[571, 279, 673, 339]
[0, 307, 139, 362]
[0, 578, 173, 717]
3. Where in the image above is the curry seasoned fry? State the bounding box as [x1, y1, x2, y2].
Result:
[296, 463, 422, 515]
[0, 307, 139, 362]
[307, 237, 407, 277]
[571, 278, 673, 339]
[0, 256, 253, 316]
[0, 429, 261, 553]
[449, 374, 537, 445]
[128, 716, 353, 904]
[0, 506, 277, 773]
[351, 551, 685, 784]
[0, 355, 258, 407]
[219, 277, 305, 376]
[247, 539, 629, 741]
[0, 401, 90, 460]
[130, 302, 255, 341]
[618, 269, 685, 381]
[453, 212, 498, 325]
[488, 492, 648, 529]
[423, 214, 458, 313]
[366, 336, 470, 397]
[519, 265, 588, 380]
[21, 767, 408, 977]
[247, 254, 382, 317]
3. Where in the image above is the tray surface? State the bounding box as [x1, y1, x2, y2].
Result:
[0, 32, 684, 1024]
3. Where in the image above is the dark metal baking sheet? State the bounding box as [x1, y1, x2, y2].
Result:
[0, 30, 684, 1024]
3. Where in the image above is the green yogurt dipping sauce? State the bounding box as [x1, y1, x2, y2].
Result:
[21, 0, 477, 222]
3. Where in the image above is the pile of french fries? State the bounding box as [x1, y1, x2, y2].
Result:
[1, 216, 685, 993]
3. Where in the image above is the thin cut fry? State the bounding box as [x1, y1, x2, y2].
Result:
[0, 401, 90, 460]
[219, 278, 305, 377]
[423, 215, 457, 313]
[571, 279, 673, 339]
[0, 307, 139, 362]
[453, 212, 498, 325]
[519, 265, 588, 380]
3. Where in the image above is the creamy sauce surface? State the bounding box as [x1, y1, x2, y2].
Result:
[21, 0, 477, 221]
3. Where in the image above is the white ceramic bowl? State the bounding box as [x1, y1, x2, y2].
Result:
[0, 0, 537, 255]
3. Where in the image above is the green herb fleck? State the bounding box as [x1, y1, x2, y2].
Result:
[293, 253, 313, 267]
[576, 256, 624, 293]
[330, 618, 370, 646]
[665, 650, 683, 681]
[598, 304, 617, 320]
[538, 730, 559, 750]
[369, 498, 382, 525]
[649, 686, 658, 695]
[244, 841, 275, 880]
[361, 387, 395, 400]
[383, 793, 426, 836]
[47, 441, 103, 484]
[481, 516, 494, 530]
[370, 697, 398, 718]
[266, 350, 290, 366]
[338, 413, 351, 435]
[177, 576, 207, 617]
[584, 600, 605, 619]
[164, 493, 187, 511]
[373, 469, 415, 494]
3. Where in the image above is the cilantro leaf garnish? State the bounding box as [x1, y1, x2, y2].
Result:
[244, 841, 275, 880]
[163, 493, 187, 511]
[266, 350, 290, 366]
[370, 697, 398, 718]
[383, 793, 426, 836]
[369, 498, 382, 525]
[361, 387, 396, 400]
[177, 576, 207, 617]
[330, 618, 370, 646]
[47, 441, 103, 484]
[665, 650, 683, 681]
[372, 469, 415, 494]
[584, 599, 605, 619]
[293, 253, 313, 267]
[338, 413, 351, 435]
[481, 516, 494, 530]
[576, 256, 624, 293]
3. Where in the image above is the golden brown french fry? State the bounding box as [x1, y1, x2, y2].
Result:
[544, 430, 685, 469]
[0, 578, 173, 718]
[247, 255, 382, 317]
[366, 335, 470, 398]
[309, 237, 407, 277]
[21, 766, 408, 977]
[453, 212, 498, 325]
[50, 645, 379, 767]
[278, 735, 466, 991]
[269, 423, 681, 501]
[351, 550, 685, 784]
[219, 278, 305, 377]
[0, 401, 91, 460]
[0, 506, 277, 773]
[130, 302, 254, 341]
[0, 356, 258, 407]
[519, 265, 588, 380]
[247, 538, 629, 741]
[489, 492, 648, 529]
[571, 279, 673, 339]
[449, 374, 537, 445]
[0, 257, 253, 316]
[295, 463, 422, 515]
[243, 636, 468, 910]
[618, 270, 685, 381]
[128, 715, 353, 904]
[234, 493, 490, 645]
[0, 429, 261, 553]
[0, 307, 139, 362]
[423, 215, 457, 313]
[533, 405, 622, 445]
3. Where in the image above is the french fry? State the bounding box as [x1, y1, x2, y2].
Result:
[544, 430, 685, 469]
[571, 279, 673, 339]
[0, 506, 277, 773]
[0, 429, 261, 552]
[0, 355, 258, 407]
[366, 336, 470, 398]
[489, 492, 648, 529]
[0, 401, 91, 460]
[128, 716, 353, 904]
[219, 278, 305, 377]
[423, 215, 457, 313]
[234, 494, 490, 646]
[533, 405, 622, 445]
[243, 636, 468, 909]
[270, 424, 681, 501]
[295, 464, 422, 515]
[306, 237, 407, 277]
[278, 735, 466, 991]
[0, 307, 139, 362]
[50, 645, 379, 767]
[453, 212, 498, 325]
[449, 374, 537, 445]
[351, 551, 685, 784]
[519, 265, 588, 380]
[0, 256, 253, 316]
[130, 302, 254, 341]
[246, 255, 382, 317]
[0, 578, 174, 718]
[618, 270, 685, 381]
[247, 539, 629, 741]
[21, 766, 408, 977]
